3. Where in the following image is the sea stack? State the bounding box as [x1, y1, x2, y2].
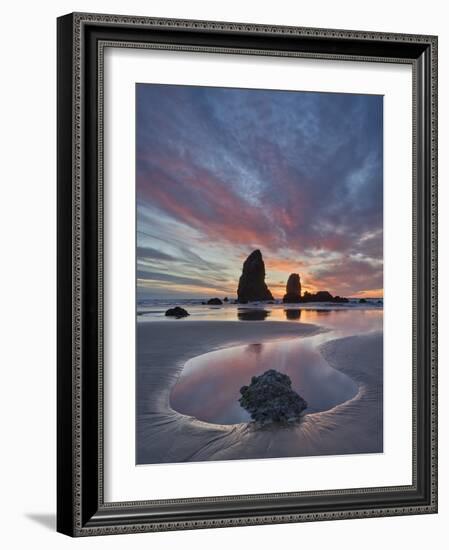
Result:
[283, 273, 302, 303]
[237, 250, 274, 303]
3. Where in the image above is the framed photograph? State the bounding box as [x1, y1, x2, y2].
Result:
[57, 12, 438, 536]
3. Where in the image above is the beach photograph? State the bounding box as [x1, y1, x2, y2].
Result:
[135, 83, 383, 465]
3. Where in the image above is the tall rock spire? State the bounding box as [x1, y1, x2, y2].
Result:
[237, 250, 274, 303]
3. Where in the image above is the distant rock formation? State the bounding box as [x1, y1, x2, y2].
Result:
[165, 306, 189, 318]
[302, 290, 332, 302]
[283, 273, 302, 303]
[302, 290, 349, 303]
[359, 298, 367, 304]
[207, 297, 223, 305]
[237, 250, 273, 303]
[333, 296, 349, 303]
[239, 369, 307, 427]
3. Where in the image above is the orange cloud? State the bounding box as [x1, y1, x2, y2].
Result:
[265, 258, 305, 273]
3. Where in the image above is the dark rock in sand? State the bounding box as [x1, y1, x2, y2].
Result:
[237, 250, 274, 303]
[207, 297, 223, 305]
[283, 273, 302, 303]
[223, 297, 229, 302]
[239, 369, 307, 427]
[165, 306, 189, 318]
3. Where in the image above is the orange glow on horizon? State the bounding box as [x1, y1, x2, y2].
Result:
[350, 288, 384, 299]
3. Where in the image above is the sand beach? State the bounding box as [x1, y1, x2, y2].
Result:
[137, 316, 383, 464]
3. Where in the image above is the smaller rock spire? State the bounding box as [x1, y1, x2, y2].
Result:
[283, 273, 301, 303]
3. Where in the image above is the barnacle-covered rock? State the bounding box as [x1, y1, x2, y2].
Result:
[239, 369, 307, 427]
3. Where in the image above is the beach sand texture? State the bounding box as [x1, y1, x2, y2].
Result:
[137, 321, 383, 464]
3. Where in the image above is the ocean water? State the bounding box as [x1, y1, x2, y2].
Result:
[137, 297, 383, 322]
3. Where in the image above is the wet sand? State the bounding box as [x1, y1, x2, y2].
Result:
[136, 320, 382, 464]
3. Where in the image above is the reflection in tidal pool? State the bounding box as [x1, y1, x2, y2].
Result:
[170, 336, 359, 425]
[285, 309, 301, 320]
[237, 309, 270, 321]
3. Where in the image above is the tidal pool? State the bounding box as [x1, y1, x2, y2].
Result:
[170, 310, 382, 425]
[170, 335, 359, 424]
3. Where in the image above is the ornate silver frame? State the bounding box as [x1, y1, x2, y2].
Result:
[57, 12, 438, 536]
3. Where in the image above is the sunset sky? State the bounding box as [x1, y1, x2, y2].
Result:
[136, 84, 383, 300]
